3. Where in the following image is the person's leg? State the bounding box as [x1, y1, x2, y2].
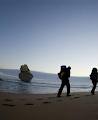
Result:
[66, 81, 71, 96]
[91, 81, 97, 95]
[57, 82, 65, 97]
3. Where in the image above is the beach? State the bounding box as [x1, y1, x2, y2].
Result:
[0, 91, 98, 120]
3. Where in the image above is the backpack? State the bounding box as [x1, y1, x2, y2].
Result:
[58, 73, 61, 79]
[58, 71, 66, 80]
[90, 73, 97, 81]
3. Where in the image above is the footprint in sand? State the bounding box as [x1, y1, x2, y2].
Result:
[2, 103, 16, 107]
[71, 97, 80, 99]
[48, 97, 55, 99]
[4, 99, 13, 102]
[24, 103, 34, 106]
[43, 101, 51, 104]
[85, 95, 91, 97]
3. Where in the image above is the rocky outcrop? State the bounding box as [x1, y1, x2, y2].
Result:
[19, 64, 33, 82]
[0, 78, 3, 81]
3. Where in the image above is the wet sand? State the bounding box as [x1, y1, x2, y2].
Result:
[0, 91, 98, 120]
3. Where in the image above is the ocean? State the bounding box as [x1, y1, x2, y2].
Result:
[0, 69, 95, 94]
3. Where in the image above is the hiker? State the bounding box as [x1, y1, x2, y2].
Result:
[57, 65, 71, 97]
[90, 68, 98, 95]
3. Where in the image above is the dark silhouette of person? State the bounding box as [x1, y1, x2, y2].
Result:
[57, 65, 71, 97]
[90, 68, 98, 95]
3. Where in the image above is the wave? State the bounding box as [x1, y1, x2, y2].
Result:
[0, 78, 93, 89]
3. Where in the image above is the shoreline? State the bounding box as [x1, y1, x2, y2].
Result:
[0, 91, 98, 120]
[0, 90, 93, 97]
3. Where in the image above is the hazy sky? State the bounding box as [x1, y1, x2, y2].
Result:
[0, 0, 98, 76]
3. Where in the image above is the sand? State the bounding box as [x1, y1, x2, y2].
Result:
[0, 91, 98, 120]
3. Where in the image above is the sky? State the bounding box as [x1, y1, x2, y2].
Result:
[0, 0, 98, 76]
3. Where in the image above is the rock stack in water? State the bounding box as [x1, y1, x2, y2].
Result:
[19, 64, 33, 82]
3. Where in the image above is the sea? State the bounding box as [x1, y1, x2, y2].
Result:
[0, 69, 96, 94]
